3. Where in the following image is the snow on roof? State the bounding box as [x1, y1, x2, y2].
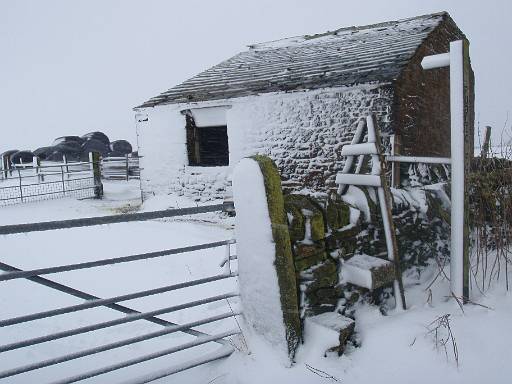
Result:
[138, 12, 447, 108]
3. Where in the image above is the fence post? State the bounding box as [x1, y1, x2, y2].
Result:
[232, 155, 301, 364]
[125, 154, 129, 181]
[421, 39, 472, 303]
[1, 154, 6, 179]
[90, 152, 103, 199]
[17, 169, 23, 202]
[32, 156, 40, 182]
[60, 165, 66, 196]
[88, 152, 94, 172]
[481, 126, 491, 160]
[63, 154, 70, 179]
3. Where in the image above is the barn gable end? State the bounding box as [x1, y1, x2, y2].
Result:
[392, 14, 474, 160]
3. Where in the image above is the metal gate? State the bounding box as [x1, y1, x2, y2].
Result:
[0, 203, 241, 383]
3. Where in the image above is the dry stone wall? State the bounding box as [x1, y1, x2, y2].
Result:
[284, 184, 450, 320]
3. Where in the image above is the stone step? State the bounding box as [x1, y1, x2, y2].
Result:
[340, 254, 395, 290]
[305, 312, 355, 356]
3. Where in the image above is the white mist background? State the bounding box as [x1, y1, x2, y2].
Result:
[0, 0, 510, 153]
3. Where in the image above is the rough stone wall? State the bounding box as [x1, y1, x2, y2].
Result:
[169, 166, 231, 202]
[230, 85, 394, 194]
[283, 186, 451, 318]
[392, 14, 474, 163]
[284, 194, 346, 317]
[137, 85, 394, 201]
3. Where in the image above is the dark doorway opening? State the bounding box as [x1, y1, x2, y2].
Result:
[185, 112, 229, 166]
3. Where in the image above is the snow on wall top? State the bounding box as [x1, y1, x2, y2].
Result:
[138, 12, 447, 108]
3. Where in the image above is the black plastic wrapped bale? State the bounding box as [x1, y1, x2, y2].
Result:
[46, 149, 66, 161]
[52, 136, 85, 146]
[1, 149, 19, 161]
[33, 146, 54, 160]
[110, 140, 132, 155]
[81, 138, 110, 159]
[81, 131, 110, 146]
[108, 151, 125, 157]
[10, 151, 35, 165]
[1, 149, 18, 170]
[56, 141, 82, 152]
[54, 142, 82, 161]
[46, 147, 65, 161]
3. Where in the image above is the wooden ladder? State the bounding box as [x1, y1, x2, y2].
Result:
[336, 115, 406, 310]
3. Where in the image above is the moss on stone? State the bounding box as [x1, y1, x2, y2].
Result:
[294, 243, 326, 260]
[326, 198, 351, 230]
[310, 212, 325, 241]
[294, 253, 326, 272]
[310, 259, 338, 279]
[251, 155, 301, 359]
[284, 200, 305, 242]
[284, 194, 325, 241]
[369, 260, 396, 290]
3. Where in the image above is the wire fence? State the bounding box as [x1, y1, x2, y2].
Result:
[1, 154, 140, 182]
[0, 203, 240, 383]
[0, 161, 99, 207]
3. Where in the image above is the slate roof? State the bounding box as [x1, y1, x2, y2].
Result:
[138, 12, 448, 108]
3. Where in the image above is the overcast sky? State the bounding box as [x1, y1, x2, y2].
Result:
[1, 0, 511, 154]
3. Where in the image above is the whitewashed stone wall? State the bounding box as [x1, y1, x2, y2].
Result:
[136, 84, 393, 201]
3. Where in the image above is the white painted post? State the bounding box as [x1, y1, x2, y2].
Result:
[126, 154, 130, 181]
[32, 156, 39, 182]
[421, 40, 469, 300]
[88, 152, 94, 172]
[449, 40, 465, 300]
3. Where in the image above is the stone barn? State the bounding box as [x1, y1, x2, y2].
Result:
[134, 11, 474, 201]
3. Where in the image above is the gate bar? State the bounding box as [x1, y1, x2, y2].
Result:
[0, 261, 231, 345]
[124, 346, 235, 384]
[0, 272, 237, 327]
[0, 292, 239, 352]
[50, 331, 239, 384]
[0, 240, 235, 281]
[0, 311, 241, 379]
[0, 203, 234, 235]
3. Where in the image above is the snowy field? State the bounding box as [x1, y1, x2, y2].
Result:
[1, 181, 512, 383]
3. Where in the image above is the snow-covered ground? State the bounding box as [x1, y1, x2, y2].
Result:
[1, 181, 511, 383]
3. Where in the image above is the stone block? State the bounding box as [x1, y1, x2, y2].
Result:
[301, 259, 339, 292]
[305, 312, 355, 356]
[293, 243, 327, 271]
[325, 198, 351, 230]
[304, 304, 337, 316]
[341, 254, 395, 290]
[284, 194, 326, 241]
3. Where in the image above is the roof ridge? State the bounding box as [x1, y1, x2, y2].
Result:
[248, 11, 448, 50]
